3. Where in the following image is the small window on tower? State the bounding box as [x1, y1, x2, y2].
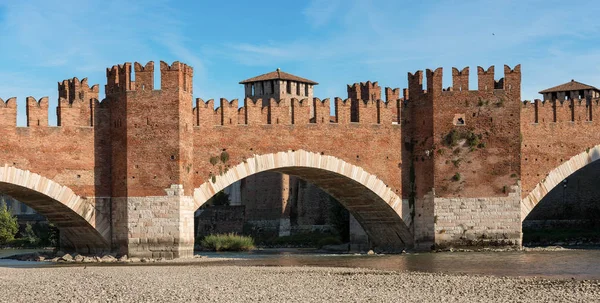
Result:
[453, 114, 466, 126]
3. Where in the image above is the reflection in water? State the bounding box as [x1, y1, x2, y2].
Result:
[197, 249, 600, 280]
[1, 248, 599, 280]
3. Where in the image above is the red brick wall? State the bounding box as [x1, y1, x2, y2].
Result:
[106, 61, 195, 197]
[521, 98, 599, 199]
[405, 65, 521, 199]
[0, 126, 109, 197]
[191, 99, 403, 200]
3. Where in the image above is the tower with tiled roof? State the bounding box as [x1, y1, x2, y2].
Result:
[539, 79, 600, 101]
[239, 68, 318, 108]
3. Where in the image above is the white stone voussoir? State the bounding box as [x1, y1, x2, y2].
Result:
[193, 150, 403, 216]
[521, 145, 600, 221]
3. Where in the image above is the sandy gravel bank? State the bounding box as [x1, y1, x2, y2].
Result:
[0, 265, 598, 302]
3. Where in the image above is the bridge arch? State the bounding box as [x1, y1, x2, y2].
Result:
[193, 150, 413, 251]
[521, 145, 600, 220]
[0, 164, 110, 252]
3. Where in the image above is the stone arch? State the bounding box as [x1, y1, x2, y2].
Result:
[521, 145, 600, 221]
[0, 164, 110, 252]
[193, 150, 413, 251]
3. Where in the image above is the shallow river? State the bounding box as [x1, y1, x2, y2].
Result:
[2, 248, 599, 280]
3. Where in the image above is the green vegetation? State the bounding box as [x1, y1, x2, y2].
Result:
[496, 98, 505, 107]
[0, 203, 57, 249]
[477, 98, 490, 107]
[466, 132, 481, 148]
[445, 129, 460, 146]
[444, 129, 485, 149]
[205, 191, 230, 206]
[0, 202, 18, 245]
[452, 159, 462, 168]
[208, 150, 231, 182]
[22, 223, 38, 246]
[5, 222, 59, 249]
[451, 173, 461, 182]
[200, 233, 255, 251]
[220, 151, 230, 163]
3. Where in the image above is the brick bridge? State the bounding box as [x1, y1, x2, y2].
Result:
[0, 61, 596, 257]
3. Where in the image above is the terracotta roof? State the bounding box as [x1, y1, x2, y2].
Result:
[539, 80, 600, 94]
[239, 69, 318, 85]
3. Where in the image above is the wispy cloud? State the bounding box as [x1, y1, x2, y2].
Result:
[223, 0, 600, 101]
[0, 0, 205, 125]
[302, 0, 342, 28]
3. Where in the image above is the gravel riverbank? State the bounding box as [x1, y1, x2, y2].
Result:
[0, 265, 598, 302]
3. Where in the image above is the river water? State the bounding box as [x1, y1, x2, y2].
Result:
[2, 248, 599, 280]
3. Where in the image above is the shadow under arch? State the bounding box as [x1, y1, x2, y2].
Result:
[0, 164, 110, 253]
[193, 150, 413, 252]
[521, 145, 600, 220]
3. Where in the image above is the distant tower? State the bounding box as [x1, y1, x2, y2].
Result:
[240, 68, 319, 117]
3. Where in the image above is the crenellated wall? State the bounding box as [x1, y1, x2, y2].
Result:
[0, 98, 17, 127]
[520, 97, 600, 215]
[404, 64, 522, 249]
[4, 58, 580, 257]
[57, 77, 99, 127]
[0, 77, 112, 253]
[192, 97, 400, 126]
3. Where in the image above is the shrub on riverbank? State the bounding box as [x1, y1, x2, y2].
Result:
[200, 233, 255, 251]
[0, 202, 18, 245]
[5, 223, 59, 249]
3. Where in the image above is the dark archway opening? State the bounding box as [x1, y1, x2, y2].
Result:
[193, 171, 371, 252]
[523, 160, 600, 246]
[0, 181, 109, 254]
[0, 193, 58, 249]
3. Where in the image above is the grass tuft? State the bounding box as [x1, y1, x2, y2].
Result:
[201, 233, 255, 251]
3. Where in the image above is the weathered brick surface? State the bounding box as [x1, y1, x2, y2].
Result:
[520, 98, 600, 217]
[404, 65, 522, 248]
[3, 59, 586, 256]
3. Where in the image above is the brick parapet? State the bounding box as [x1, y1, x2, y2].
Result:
[521, 98, 596, 124]
[192, 97, 398, 126]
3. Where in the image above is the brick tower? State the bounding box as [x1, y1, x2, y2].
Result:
[106, 61, 195, 258]
[404, 65, 522, 250]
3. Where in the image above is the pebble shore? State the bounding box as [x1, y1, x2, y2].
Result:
[0, 265, 598, 302]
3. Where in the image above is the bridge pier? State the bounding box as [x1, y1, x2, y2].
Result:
[413, 186, 523, 250]
[112, 185, 195, 259]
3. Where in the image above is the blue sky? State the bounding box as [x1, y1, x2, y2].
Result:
[1, 0, 599, 125]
